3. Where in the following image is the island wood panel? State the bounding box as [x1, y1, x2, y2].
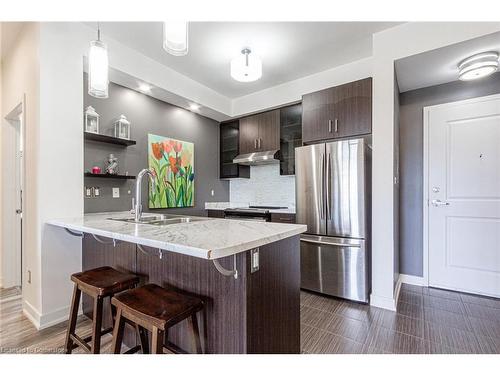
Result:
[246, 235, 300, 353]
[81, 234, 138, 348]
[136, 248, 248, 354]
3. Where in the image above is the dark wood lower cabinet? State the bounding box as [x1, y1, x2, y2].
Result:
[207, 209, 225, 218]
[270, 213, 296, 224]
[82, 234, 300, 354]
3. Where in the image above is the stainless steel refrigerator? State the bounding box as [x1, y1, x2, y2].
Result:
[295, 138, 371, 303]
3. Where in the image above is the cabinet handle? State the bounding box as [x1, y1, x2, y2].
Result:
[254, 139, 257, 149]
[259, 138, 262, 149]
[334, 119, 338, 132]
[328, 120, 332, 133]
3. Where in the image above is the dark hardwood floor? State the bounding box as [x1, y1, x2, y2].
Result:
[300, 283, 500, 354]
[2, 283, 499, 354]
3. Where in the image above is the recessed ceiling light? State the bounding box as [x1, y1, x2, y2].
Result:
[458, 51, 499, 81]
[189, 103, 200, 111]
[138, 83, 151, 93]
[231, 48, 262, 82]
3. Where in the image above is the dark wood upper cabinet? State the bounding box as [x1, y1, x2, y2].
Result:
[239, 110, 280, 154]
[302, 77, 372, 143]
[279, 104, 302, 175]
[220, 121, 250, 179]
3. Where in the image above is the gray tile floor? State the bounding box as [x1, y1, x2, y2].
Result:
[300, 283, 500, 354]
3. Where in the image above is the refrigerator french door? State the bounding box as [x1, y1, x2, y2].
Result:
[296, 138, 370, 303]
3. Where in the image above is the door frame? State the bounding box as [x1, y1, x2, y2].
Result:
[422, 92, 500, 289]
[2, 95, 26, 289]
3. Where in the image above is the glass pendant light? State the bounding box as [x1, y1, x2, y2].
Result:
[230, 48, 262, 82]
[88, 23, 109, 98]
[163, 21, 189, 56]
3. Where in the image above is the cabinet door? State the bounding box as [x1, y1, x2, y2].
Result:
[302, 88, 336, 143]
[239, 116, 259, 154]
[220, 121, 250, 179]
[334, 78, 372, 138]
[280, 104, 302, 175]
[258, 110, 280, 151]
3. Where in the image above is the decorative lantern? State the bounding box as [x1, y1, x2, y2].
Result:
[84, 106, 100, 134]
[114, 114, 131, 140]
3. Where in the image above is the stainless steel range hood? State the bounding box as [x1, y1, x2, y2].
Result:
[233, 150, 280, 166]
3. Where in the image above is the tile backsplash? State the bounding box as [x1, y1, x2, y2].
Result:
[229, 164, 295, 208]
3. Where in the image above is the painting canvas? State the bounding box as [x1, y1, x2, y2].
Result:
[148, 134, 194, 208]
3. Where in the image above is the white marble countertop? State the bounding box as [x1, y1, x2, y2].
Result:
[46, 211, 306, 260]
[204, 202, 296, 214]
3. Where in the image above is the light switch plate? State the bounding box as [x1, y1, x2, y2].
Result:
[112, 187, 120, 198]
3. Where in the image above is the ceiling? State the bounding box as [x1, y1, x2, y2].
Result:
[395, 31, 500, 93]
[87, 22, 399, 99]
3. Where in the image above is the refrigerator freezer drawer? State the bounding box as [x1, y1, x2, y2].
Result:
[300, 235, 369, 303]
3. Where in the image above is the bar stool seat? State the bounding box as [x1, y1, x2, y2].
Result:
[71, 266, 139, 297]
[65, 266, 140, 354]
[111, 284, 204, 354]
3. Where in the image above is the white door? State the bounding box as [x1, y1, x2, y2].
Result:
[427, 94, 500, 298]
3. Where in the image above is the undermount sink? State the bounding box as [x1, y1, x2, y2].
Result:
[108, 214, 207, 225]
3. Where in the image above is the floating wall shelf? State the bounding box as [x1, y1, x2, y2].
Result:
[84, 132, 137, 146]
[84, 173, 136, 180]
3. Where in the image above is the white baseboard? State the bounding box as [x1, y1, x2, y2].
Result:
[23, 300, 82, 331]
[370, 293, 397, 311]
[399, 274, 428, 286]
[23, 299, 41, 330]
[394, 275, 403, 306]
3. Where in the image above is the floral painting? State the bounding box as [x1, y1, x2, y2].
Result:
[148, 134, 194, 208]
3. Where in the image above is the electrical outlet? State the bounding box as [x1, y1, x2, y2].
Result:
[112, 187, 120, 198]
[85, 187, 93, 198]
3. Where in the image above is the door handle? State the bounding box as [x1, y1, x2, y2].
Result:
[328, 120, 332, 133]
[16, 209, 22, 214]
[431, 199, 450, 207]
[334, 119, 338, 132]
[320, 153, 325, 219]
[254, 139, 257, 149]
[300, 238, 361, 248]
[258, 138, 262, 149]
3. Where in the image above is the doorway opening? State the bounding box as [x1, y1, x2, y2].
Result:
[2, 99, 25, 299]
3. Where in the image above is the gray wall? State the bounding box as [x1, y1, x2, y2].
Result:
[399, 72, 500, 277]
[84, 76, 229, 215]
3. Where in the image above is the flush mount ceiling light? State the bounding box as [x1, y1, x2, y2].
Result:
[230, 48, 262, 82]
[88, 23, 109, 98]
[163, 21, 189, 56]
[458, 51, 499, 81]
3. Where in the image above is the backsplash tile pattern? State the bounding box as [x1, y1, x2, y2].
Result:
[229, 164, 295, 208]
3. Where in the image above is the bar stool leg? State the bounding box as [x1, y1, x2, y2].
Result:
[136, 324, 150, 354]
[188, 314, 203, 354]
[112, 308, 125, 354]
[151, 327, 165, 354]
[91, 296, 104, 354]
[64, 284, 81, 354]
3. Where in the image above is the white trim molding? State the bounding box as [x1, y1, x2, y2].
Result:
[23, 300, 82, 331]
[370, 293, 397, 311]
[399, 273, 428, 286]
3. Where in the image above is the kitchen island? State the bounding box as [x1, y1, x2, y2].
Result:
[47, 212, 306, 354]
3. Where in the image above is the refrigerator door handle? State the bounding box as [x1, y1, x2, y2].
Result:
[300, 237, 361, 248]
[320, 153, 325, 219]
[326, 152, 331, 219]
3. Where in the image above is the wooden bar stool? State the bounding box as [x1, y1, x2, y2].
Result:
[111, 283, 204, 354]
[65, 266, 139, 354]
